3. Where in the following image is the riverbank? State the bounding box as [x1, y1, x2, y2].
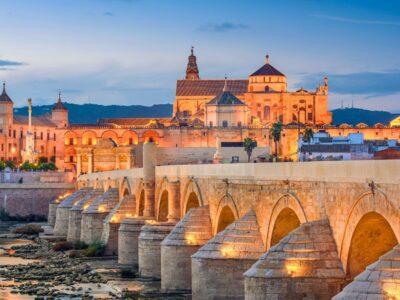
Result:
[0, 223, 191, 299]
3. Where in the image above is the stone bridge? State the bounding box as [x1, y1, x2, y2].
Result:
[50, 143, 400, 299]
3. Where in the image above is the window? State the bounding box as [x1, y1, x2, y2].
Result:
[54, 133, 56, 141]
[238, 122, 242, 127]
[129, 138, 133, 145]
[69, 156, 74, 163]
[222, 120, 228, 128]
[88, 138, 93, 146]
[47, 133, 50, 140]
[53, 146, 56, 154]
[308, 112, 313, 121]
[69, 138, 74, 145]
[264, 106, 270, 120]
[40, 145, 44, 153]
[8, 129, 11, 137]
[8, 143, 11, 151]
[209, 121, 213, 128]
[20, 131, 23, 139]
[40, 132, 43, 140]
[265, 86, 270, 92]
[1, 144, 3, 151]
[13, 130, 16, 138]
[34, 132, 37, 140]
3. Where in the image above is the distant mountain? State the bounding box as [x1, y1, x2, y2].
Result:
[13, 103, 173, 124]
[13, 103, 399, 127]
[331, 108, 399, 126]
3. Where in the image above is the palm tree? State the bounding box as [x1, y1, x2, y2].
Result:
[243, 137, 257, 162]
[302, 127, 314, 161]
[271, 122, 283, 161]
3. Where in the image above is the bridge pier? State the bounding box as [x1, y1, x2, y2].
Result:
[333, 244, 400, 299]
[244, 220, 345, 300]
[118, 217, 150, 266]
[67, 189, 103, 242]
[53, 188, 91, 237]
[161, 206, 213, 292]
[48, 202, 59, 227]
[80, 188, 119, 244]
[191, 210, 265, 300]
[101, 194, 136, 256]
[138, 222, 175, 278]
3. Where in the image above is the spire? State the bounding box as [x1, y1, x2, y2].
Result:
[185, 47, 200, 80]
[58, 90, 62, 102]
[2, 81, 5, 94]
[52, 90, 68, 111]
[223, 76, 228, 92]
[266, 53, 270, 64]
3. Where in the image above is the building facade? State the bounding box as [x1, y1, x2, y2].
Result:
[1, 49, 400, 174]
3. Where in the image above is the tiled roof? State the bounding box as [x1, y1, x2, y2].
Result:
[176, 80, 248, 96]
[207, 91, 246, 106]
[53, 99, 68, 111]
[0, 83, 13, 103]
[250, 63, 285, 77]
[301, 144, 351, 153]
[97, 117, 171, 126]
[13, 115, 57, 127]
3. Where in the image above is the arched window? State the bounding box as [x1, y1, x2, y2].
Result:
[263, 106, 270, 121]
[222, 120, 228, 128]
[265, 86, 270, 92]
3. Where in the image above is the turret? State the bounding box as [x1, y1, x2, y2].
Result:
[0, 82, 14, 132]
[51, 91, 68, 128]
[185, 47, 200, 80]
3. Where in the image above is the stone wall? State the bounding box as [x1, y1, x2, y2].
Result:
[0, 183, 74, 217]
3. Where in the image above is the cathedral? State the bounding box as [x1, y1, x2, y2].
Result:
[0, 49, 399, 174]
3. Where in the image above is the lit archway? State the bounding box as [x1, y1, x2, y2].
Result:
[216, 206, 236, 233]
[346, 212, 397, 280]
[138, 189, 145, 216]
[101, 130, 119, 144]
[266, 194, 307, 249]
[270, 207, 301, 247]
[158, 190, 169, 222]
[185, 192, 200, 213]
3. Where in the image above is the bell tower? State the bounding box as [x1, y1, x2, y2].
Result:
[185, 47, 200, 80]
[51, 91, 69, 128]
[0, 82, 14, 133]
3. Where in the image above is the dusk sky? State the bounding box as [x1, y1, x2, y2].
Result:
[1, 0, 400, 112]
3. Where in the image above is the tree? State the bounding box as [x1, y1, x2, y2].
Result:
[302, 127, 314, 160]
[243, 137, 257, 162]
[271, 122, 283, 161]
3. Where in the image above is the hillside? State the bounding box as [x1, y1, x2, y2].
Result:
[13, 103, 399, 126]
[331, 108, 398, 126]
[13, 103, 173, 124]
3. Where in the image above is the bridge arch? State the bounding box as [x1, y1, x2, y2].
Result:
[266, 193, 307, 249]
[340, 190, 400, 278]
[119, 177, 132, 199]
[214, 194, 239, 234]
[158, 190, 169, 222]
[181, 179, 203, 215]
[136, 180, 145, 217]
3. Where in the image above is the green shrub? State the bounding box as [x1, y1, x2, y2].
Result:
[68, 250, 82, 259]
[82, 241, 106, 257]
[53, 241, 73, 252]
[12, 224, 44, 235]
[73, 240, 88, 250]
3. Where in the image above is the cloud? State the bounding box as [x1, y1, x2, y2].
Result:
[197, 22, 248, 33]
[299, 70, 400, 97]
[313, 14, 400, 27]
[0, 59, 26, 67]
[103, 12, 114, 17]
